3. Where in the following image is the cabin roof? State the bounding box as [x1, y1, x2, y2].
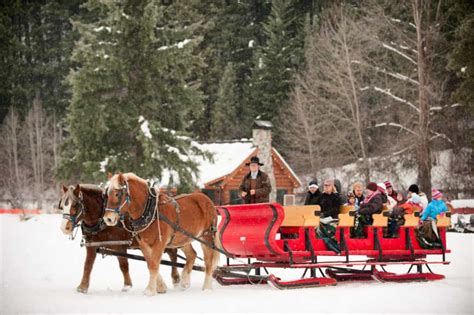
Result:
[195, 140, 301, 188]
[194, 140, 256, 187]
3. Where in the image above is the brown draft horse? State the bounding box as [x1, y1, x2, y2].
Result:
[58, 184, 181, 293]
[103, 173, 220, 295]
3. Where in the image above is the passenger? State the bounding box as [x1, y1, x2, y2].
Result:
[304, 180, 321, 205]
[415, 189, 447, 249]
[316, 179, 342, 253]
[352, 182, 365, 207]
[316, 179, 342, 220]
[346, 192, 356, 206]
[395, 191, 407, 206]
[334, 179, 347, 204]
[384, 181, 398, 200]
[239, 156, 272, 204]
[351, 182, 384, 238]
[377, 183, 388, 204]
[377, 182, 396, 209]
[421, 188, 448, 221]
[386, 193, 422, 238]
[408, 184, 429, 210]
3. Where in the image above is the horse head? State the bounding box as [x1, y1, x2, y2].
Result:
[103, 172, 149, 226]
[58, 184, 85, 235]
[104, 173, 131, 226]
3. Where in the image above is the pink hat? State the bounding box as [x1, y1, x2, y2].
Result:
[384, 181, 393, 189]
[432, 188, 443, 200]
[377, 183, 386, 194]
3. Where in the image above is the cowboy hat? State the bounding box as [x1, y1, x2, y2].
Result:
[246, 156, 264, 166]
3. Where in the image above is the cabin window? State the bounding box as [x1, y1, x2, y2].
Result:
[277, 189, 288, 204]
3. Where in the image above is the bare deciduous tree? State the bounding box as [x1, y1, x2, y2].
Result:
[280, 1, 456, 195]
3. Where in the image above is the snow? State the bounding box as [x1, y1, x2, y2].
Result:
[373, 86, 419, 112]
[1, 214, 472, 314]
[382, 43, 417, 65]
[194, 141, 255, 187]
[158, 39, 192, 51]
[374, 122, 416, 135]
[138, 115, 152, 139]
[461, 66, 467, 73]
[451, 200, 474, 209]
[176, 39, 191, 49]
[248, 40, 255, 48]
[99, 157, 109, 172]
[93, 26, 111, 33]
[372, 66, 419, 85]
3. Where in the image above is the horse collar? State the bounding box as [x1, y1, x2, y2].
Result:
[128, 185, 157, 232]
[81, 219, 107, 236]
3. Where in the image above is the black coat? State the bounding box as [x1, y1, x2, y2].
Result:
[359, 193, 384, 215]
[316, 193, 342, 219]
[304, 190, 322, 205]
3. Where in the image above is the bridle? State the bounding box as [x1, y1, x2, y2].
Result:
[59, 190, 86, 230]
[104, 180, 130, 217]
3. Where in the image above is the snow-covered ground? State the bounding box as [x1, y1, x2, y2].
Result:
[1, 214, 472, 314]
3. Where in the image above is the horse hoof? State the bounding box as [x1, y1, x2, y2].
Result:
[157, 284, 167, 294]
[122, 285, 132, 292]
[180, 281, 190, 290]
[144, 288, 156, 296]
[172, 277, 181, 288]
[76, 286, 88, 294]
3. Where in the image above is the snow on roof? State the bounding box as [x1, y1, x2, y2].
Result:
[273, 148, 302, 186]
[195, 141, 256, 187]
[451, 200, 474, 209]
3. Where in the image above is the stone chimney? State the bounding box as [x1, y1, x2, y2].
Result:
[252, 120, 277, 202]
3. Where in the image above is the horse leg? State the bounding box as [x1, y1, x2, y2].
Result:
[166, 248, 181, 287]
[201, 234, 220, 290]
[77, 246, 97, 293]
[116, 246, 132, 292]
[141, 240, 167, 295]
[179, 243, 197, 290]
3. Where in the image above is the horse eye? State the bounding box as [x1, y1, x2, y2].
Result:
[115, 192, 119, 197]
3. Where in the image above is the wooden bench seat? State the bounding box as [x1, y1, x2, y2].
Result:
[436, 212, 451, 227]
[338, 212, 355, 227]
[403, 212, 420, 227]
[339, 205, 354, 214]
[281, 205, 321, 227]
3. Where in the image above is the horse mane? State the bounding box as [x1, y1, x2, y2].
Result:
[110, 172, 147, 189]
[79, 184, 103, 195]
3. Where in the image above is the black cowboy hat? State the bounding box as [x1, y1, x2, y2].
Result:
[246, 156, 264, 166]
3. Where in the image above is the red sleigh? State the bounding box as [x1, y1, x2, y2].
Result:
[215, 203, 450, 289]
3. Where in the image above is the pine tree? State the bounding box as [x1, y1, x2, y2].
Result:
[0, 1, 81, 121]
[59, 0, 207, 188]
[210, 62, 238, 140]
[247, 0, 303, 123]
[192, 0, 272, 140]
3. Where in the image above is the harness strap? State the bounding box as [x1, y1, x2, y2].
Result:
[157, 210, 232, 257]
[166, 198, 181, 246]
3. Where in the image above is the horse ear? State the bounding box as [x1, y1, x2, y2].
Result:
[117, 172, 125, 185]
[73, 184, 81, 195]
[60, 184, 68, 194]
[107, 172, 113, 180]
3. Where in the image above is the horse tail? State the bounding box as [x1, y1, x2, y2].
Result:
[211, 223, 221, 271]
